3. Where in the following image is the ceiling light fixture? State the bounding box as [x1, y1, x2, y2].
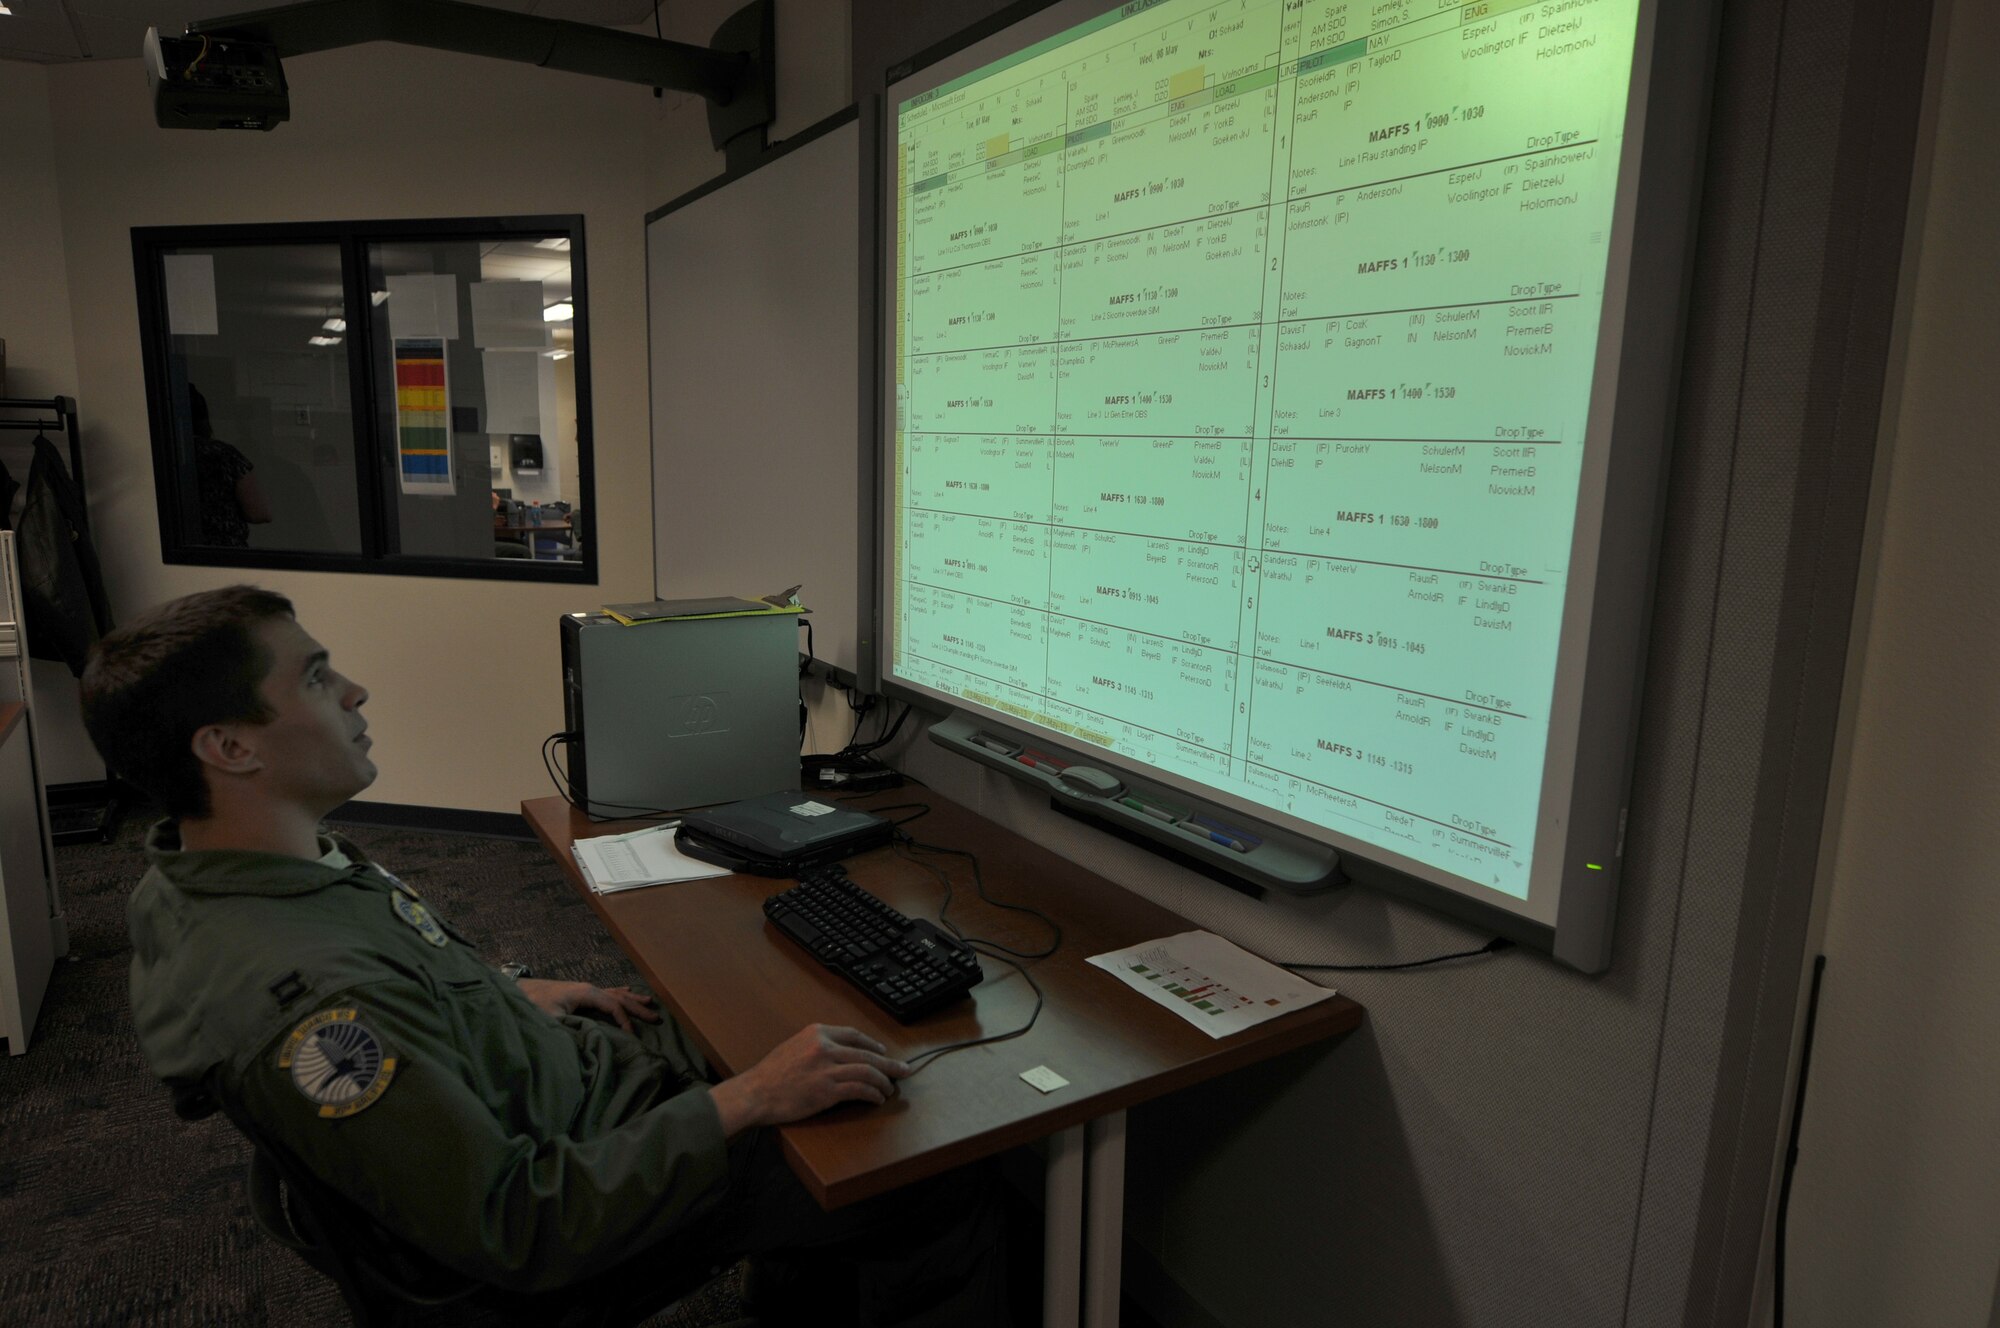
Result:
[533, 237, 572, 251]
[542, 301, 574, 323]
[370, 289, 390, 305]
[308, 335, 342, 346]
[322, 316, 347, 332]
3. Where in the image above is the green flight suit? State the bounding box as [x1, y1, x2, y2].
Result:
[130, 822, 1013, 1325]
[127, 823, 730, 1293]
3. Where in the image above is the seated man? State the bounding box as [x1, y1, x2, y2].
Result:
[82, 585, 1008, 1326]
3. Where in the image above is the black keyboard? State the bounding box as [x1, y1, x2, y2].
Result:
[762, 864, 983, 1021]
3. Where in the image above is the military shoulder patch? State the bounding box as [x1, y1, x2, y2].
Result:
[277, 1009, 398, 1119]
[390, 890, 450, 948]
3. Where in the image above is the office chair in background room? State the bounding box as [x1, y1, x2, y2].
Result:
[494, 497, 531, 560]
[533, 502, 581, 560]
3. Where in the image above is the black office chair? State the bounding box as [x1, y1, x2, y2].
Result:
[171, 1080, 738, 1327]
[532, 503, 580, 560]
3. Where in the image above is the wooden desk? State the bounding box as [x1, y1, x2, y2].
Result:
[524, 792, 1362, 1326]
[493, 517, 574, 559]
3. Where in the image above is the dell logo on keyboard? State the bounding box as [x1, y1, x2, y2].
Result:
[919, 937, 936, 949]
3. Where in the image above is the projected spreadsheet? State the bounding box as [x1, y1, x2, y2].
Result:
[889, 0, 1640, 898]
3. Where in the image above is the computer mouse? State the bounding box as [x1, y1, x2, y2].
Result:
[1057, 766, 1125, 798]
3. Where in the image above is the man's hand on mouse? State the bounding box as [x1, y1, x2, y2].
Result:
[709, 1024, 911, 1137]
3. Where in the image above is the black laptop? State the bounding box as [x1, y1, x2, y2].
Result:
[676, 791, 893, 876]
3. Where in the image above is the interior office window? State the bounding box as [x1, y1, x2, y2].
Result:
[134, 218, 595, 582]
[150, 241, 365, 556]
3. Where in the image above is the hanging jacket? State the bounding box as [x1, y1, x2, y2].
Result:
[0, 455, 19, 531]
[18, 433, 112, 675]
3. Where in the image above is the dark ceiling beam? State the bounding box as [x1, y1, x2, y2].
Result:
[189, 0, 747, 105]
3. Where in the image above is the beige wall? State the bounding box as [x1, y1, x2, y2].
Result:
[0, 67, 78, 404]
[645, 0, 860, 752]
[42, 46, 669, 813]
[23, 2, 851, 812]
[1783, 0, 2000, 1319]
[0, 64, 101, 785]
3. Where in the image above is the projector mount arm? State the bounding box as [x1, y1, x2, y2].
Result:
[180, 0, 774, 150]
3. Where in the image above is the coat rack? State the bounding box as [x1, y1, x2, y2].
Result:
[0, 397, 89, 538]
[0, 395, 123, 844]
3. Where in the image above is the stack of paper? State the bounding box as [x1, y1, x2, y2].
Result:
[572, 823, 730, 894]
[602, 597, 806, 626]
[1086, 930, 1336, 1039]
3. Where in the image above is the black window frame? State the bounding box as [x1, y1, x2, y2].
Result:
[132, 215, 598, 584]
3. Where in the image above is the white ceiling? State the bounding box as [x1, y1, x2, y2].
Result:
[0, 0, 664, 63]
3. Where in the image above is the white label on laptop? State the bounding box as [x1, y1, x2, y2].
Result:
[788, 801, 837, 817]
[1020, 1065, 1070, 1094]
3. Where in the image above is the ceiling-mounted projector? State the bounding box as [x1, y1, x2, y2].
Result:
[144, 27, 290, 131]
[140, 0, 775, 154]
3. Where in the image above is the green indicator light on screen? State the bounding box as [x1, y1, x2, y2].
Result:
[1586, 863, 1604, 870]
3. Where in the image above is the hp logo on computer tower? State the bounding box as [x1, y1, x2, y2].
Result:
[665, 693, 729, 737]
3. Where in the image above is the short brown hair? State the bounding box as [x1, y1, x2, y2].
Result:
[81, 586, 296, 819]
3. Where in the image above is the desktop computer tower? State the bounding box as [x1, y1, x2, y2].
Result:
[559, 611, 797, 818]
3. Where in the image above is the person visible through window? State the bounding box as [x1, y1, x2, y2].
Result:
[188, 386, 273, 547]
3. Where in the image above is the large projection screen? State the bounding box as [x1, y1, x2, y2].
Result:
[648, 112, 866, 679]
[879, 0, 1690, 970]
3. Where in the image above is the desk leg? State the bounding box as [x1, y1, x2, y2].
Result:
[1044, 1124, 1085, 1328]
[1083, 1110, 1127, 1328]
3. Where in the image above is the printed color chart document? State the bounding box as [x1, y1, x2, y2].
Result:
[1087, 930, 1334, 1039]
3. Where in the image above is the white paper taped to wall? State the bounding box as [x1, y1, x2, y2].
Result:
[469, 280, 551, 349]
[162, 254, 219, 336]
[482, 350, 543, 435]
[385, 273, 460, 340]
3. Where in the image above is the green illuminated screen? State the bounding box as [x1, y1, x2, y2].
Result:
[886, 0, 1644, 908]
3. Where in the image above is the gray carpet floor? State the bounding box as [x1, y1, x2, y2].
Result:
[0, 814, 750, 1327]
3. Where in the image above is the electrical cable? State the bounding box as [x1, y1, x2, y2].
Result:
[802, 692, 907, 792]
[541, 732, 684, 821]
[850, 701, 913, 755]
[650, 2, 665, 98]
[183, 34, 209, 79]
[837, 689, 879, 748]
[862, 800, 1505, 1075]
[884, 835, 1055, 1077]
[894, 831, 1061, 960]
[898, 949, 1044, 1078]
[1276, 935, 1515, 972]
[541, 731, 574, 800]
[1773, 954, 1829, 1328]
